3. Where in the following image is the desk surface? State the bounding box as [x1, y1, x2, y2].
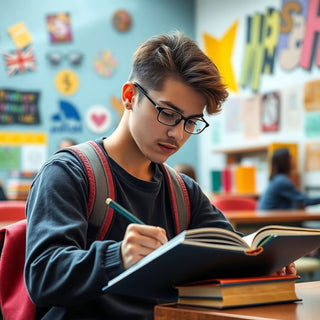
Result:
[154, 281, 320, 320]
[224, 210, 320, 224]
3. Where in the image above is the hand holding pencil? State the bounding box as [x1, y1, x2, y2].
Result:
[106, 198, 168, 269]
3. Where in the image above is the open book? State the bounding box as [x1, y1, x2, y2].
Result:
[103, 225, 320, 300]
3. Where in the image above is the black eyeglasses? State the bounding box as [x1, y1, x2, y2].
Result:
[133, 82, 209, 135]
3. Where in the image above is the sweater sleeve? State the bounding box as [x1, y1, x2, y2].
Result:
[25, 153, 124, 306]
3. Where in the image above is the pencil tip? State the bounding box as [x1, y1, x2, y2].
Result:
[106, 198, 112, 204]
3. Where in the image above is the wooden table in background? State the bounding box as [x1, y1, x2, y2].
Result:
[154, 281, 320, 320]
[224, 210, 320, 224]
[223, 210, 320, 234]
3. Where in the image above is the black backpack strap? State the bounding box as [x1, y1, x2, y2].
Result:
[68, 141, 115, 240]
[161, 164, 190, 233]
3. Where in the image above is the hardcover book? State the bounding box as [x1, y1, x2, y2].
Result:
[102, 225, 320, 300]
[176, 275, 300, 309]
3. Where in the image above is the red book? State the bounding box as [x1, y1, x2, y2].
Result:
[176, 275, 300, 309]
[222, 167, 232, 193]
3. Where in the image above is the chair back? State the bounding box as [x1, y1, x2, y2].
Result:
[212, 196, 257, 211]
[0, 201, 26, 221]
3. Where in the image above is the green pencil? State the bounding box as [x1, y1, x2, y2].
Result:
[106, 198, 145, 225]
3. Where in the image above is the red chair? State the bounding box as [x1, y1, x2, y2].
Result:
[212, 196, 257, 211]
[0, 201, 26, 222]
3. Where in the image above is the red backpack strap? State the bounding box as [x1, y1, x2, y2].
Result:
[0, 219, 35, 320]
[161, 164, 190, 234]
[68, 140, 115, 240]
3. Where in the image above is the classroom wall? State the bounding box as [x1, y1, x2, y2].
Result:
[0, 0, 196, 188]
[195, 0, 320, 195]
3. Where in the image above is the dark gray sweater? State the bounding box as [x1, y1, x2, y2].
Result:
[25, 138, 235, 319]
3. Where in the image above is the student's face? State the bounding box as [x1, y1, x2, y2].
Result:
[129, 78, 207, 164]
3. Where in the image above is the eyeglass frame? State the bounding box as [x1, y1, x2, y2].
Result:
[133, 82, 209, 135]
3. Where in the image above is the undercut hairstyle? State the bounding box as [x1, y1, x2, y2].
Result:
[270, 148, 291, 180]
[129, 31, 228, 115]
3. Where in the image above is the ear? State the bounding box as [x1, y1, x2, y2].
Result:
[121, 82, 136, 109]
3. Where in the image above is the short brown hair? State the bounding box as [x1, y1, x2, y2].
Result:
[129, 31, 228, 115]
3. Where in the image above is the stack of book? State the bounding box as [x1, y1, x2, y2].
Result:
[176, 275, 300, 309]
[211, 165, 256, 194]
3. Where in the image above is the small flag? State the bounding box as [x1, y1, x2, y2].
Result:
[3, 46, 37, 76]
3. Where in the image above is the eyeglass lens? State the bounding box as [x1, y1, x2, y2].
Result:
[158, 109, 206, 134]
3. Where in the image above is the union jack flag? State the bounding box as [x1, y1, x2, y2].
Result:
[3, 46, 37, 76]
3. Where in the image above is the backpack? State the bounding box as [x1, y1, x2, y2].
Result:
[0, 140, 190, 320]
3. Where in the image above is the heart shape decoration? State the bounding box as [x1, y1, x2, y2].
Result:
[86, 105, 111, 133]
[91, 113, 107, 127]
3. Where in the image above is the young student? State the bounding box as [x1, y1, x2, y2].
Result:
[25, 31, 295, 320]
[258, 148, 320, 210]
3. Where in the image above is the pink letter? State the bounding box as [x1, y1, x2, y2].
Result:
[300, 0, 320, 69]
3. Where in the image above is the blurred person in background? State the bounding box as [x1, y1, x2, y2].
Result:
[258, 148, 320, 210]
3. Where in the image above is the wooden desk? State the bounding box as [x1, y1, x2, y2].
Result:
[154, 281, 320, 320]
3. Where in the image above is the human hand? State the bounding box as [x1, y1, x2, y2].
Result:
[272, 262, 296, 276]
[121, 224, 168, 269]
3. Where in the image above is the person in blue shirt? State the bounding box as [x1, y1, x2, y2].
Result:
[258, 148, 320, 210]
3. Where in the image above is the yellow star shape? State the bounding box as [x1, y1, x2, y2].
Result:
[203, 21, 239, 92]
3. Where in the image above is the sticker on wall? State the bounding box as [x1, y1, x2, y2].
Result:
[224, 96, 242, 134]
[46, 51, 84, 67]
[93, 50, 118, 77]
[203, 21, 239, 92]
[281, 86, 303, 132]
[86, 105, 111, 133]
[304, 79, 320, 112]
[305, 141, 320, 171]
[110, 95, 124, 121]
[0, 88, 41, 125]
[0, 131, 47, 170]
[261, 92, 280, 132]
[305, 112, 320, 138]
[8, 22, 33, 49]
[55, 69, 79, 95]
[46, 13, 72, 43]
[112, 9, 132, 32]
[50, 100, 82, 133]
[3, 46, 37, 76]
[242, 95, 261, 139]
[0, 146, 20, 169]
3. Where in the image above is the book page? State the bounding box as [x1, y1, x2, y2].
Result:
[242, 231, 258, 247]
[185, 228, 249, 249]
[250, 225, 320, 248]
